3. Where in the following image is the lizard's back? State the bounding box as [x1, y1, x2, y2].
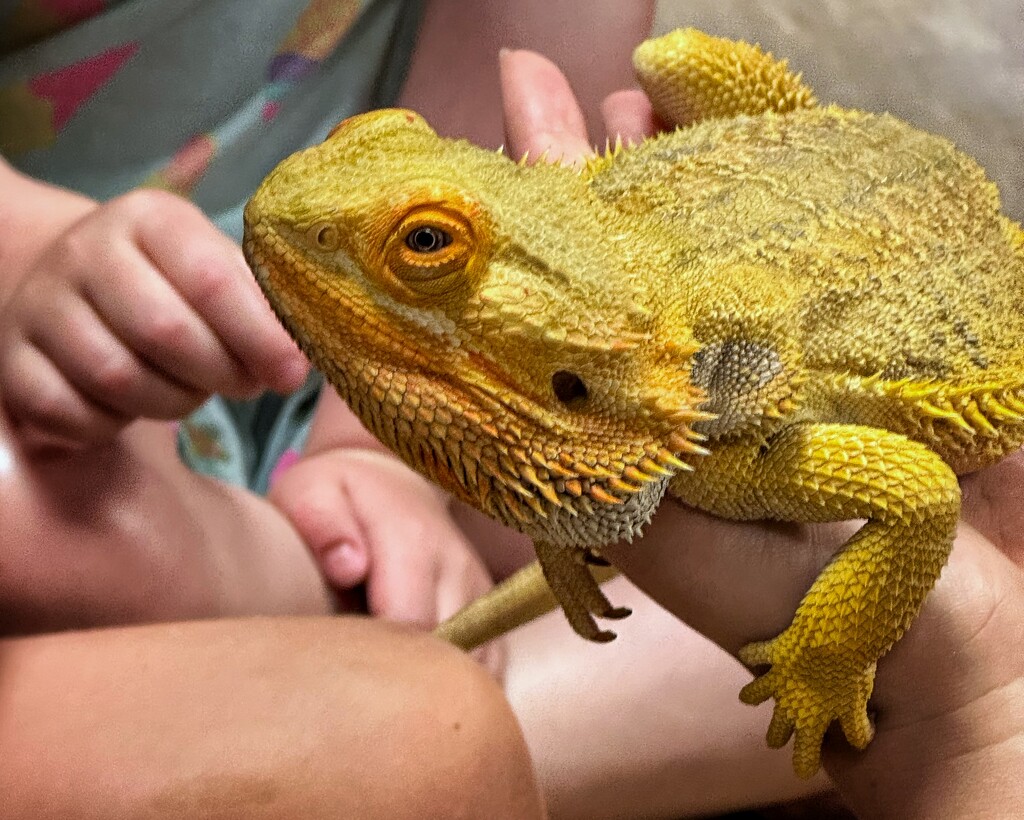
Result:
[590, 106, 1024, 470]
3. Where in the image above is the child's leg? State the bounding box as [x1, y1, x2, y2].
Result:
[0, 413, 331, 635]
[504, 579, 830, 819]
[0, 617, 544, 819]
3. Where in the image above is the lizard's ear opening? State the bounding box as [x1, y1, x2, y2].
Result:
[377, 202, 487, 300]
[552, 370, 588, 407]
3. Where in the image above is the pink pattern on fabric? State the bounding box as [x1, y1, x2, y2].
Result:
[160, 133, 217, 194]
[261, 100, 282, 122]
[269, 448, 301, 488]
[28, 42, 138, 131]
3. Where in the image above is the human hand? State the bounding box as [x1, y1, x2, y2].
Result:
[269, 446, 502, 672]
[608, 451, 1024, 818]
[501, 46, 1024, 818]
[0, 188, 308, 451]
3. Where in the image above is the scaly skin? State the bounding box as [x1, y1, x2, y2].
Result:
[242, 29, 1024, 778]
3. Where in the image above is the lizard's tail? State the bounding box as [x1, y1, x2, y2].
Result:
[433, 560, 619, 650]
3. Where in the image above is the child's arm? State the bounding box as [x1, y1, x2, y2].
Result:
[0, 164, 327, 630]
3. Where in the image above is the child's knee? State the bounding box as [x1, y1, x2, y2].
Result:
[355, 624, 544, 818]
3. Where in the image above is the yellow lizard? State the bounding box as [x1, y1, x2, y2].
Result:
[242, 29, 1024, 778]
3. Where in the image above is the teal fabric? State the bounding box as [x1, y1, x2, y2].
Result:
[1, 0, 424, 490]
[1, 0, 423, 238]
[177, 371, 324, 494]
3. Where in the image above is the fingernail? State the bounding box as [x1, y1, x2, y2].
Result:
[322, 541, 369, 588]
[276, 355, 310, 392]
[534, 132, 591, 167]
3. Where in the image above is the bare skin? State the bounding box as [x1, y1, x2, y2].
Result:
[275, 24, 832, 817]
[0, 0, 655, 634]
[0, 618, 543, 819]
[1, 4, 757, 819]
[611, 461, 1024, 819]
[0, 6, 843, 817]
[277, 0, 656, 614]
[0, 167, 333, 632]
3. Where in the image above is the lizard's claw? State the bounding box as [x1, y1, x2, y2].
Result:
[738, 635, 877, 779]
[560, 562, 631, 644]
[536, 541, 630, 643]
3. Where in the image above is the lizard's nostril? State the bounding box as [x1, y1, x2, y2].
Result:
[313, 223, 340, 250]
[552, 370, 588, 406]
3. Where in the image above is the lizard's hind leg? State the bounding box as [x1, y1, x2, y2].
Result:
[673, 422, 960, 778]
[633, 28, 818, 127]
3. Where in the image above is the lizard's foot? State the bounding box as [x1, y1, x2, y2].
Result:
[535, 541, 630, 642]
[738, 634, 877, 779]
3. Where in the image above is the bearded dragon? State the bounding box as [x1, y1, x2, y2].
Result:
[242, 29, 1024, 778]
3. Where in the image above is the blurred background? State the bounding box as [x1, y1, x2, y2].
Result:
[653, 0, 1024, 219]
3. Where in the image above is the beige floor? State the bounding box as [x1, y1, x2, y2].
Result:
[653, 0, 1024, 219]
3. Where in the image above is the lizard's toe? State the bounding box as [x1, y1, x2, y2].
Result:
[737, 634, 878, 778]
[839, 700, 876, 750]
[737, 638, 773, 668]
[792, 723, 827, 780]
[765, 703, 795, 748]
[738, 667, 776, 705]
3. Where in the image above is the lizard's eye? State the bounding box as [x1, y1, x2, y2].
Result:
[405, 226, 452, 254]
[381, 203, 485, 299]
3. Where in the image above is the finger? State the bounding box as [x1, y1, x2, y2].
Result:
[364, 544, 440, 626]
[434, 548, 493, 624]
[146, 237, 308, 394]
[601, 88, 662, 144]
[273, 448, 460, 628]
[80, 241, 263, 399]
[320, 542, 372, 590]
[363, 523, 441, 629]
[434, 549, 506, 676]
[499, 48, 594, 164]
[0, 336, 127, 447]
[269, 457, 372, 589]
[959, 451, 1024, 562]
[120, 191, 307, 393]
[30, 291, 207, 420]
[346, 457, 459, 627]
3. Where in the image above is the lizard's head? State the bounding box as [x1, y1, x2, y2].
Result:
[244, 109, 709, 546]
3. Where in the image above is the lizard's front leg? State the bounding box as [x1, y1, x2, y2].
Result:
[534, 540, 631, 643]
[673, 423, 961, 778]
